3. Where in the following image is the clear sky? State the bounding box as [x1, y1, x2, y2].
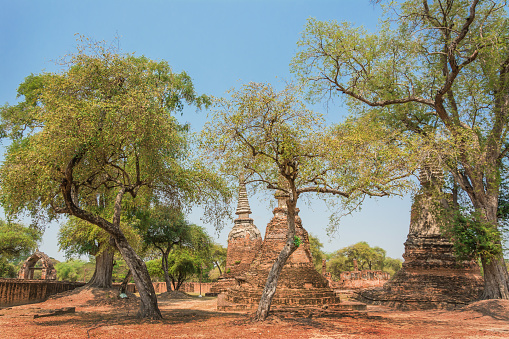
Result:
[0, 0, 414, 261]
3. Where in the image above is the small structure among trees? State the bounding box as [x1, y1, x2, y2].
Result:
[18, 251, 57, 280]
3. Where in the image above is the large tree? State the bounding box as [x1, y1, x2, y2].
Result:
[292, 0, 509, 299]
[201, 82, 415, 320]
[0, 41, 230, 318]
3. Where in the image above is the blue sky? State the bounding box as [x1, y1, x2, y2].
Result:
[0, 1, 415, 261]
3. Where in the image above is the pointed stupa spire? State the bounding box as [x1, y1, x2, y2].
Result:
[235, 174, 252, 218]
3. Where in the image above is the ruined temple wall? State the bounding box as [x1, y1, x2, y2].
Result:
[323, 270, 390, 290]
[0, 279, 85, 307]
[340, 270, 391, 281]
[118, 281, 213, 294]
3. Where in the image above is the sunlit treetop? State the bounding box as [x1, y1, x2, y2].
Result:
[0, 39, 231, 230]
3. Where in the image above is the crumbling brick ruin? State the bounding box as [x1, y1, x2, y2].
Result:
[209, 179, 262, 295]
[358, 165, 483, 310]
[322, 259, 390, 290]
[18, 251, 57, 280]
[218, 192, 365, 313]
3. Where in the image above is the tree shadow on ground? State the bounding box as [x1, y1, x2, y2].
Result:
[462, 300, 509, 321]
[34, 308, 245, 329]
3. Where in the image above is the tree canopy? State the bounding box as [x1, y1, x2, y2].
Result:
[292, 0, 509, 299]
[201, 82, 416, 320]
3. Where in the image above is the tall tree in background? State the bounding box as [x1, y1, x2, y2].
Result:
[0, 220, 42, 278]
[335, 241, 386, 271]
[134, 205, 211, 292]
[293, 0, 509, 299]
[0, 40, 230, 319]
[309, 234, 325, 272]
[202, 82, 416, 320]
[210, 243, 227, 276]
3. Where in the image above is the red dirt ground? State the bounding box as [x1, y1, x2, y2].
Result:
[1, 286, 508, 338]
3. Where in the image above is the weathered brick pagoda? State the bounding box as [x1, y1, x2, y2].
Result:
[359, 166, 483, 310]
[218, 192, 365, 313]
[209, 179, 262, 294]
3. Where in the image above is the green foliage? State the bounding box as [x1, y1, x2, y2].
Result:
[293, 236, 301, 248]
[309, 234, 325, 271]
[326, 241, 401, 278]
[210, 243, 227, 276]
[440, 207, 506, 262]
[336, 241, 386, 271]
[0, 220, 42, 278]
[0, 258, 18, 278]
[0, 220, 41, 259]
[382, 257, 403, 277]
[55, 259, 88, 282]
[327, 255, 348, 280]
[167, 247, 201, 289]
[112, 259, 131, 283]
[145, 258, 164, 281]
[134, 205, 192, 253]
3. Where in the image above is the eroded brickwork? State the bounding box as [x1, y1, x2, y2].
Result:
[18, 251, 57, 280]
[218, 198, 354, 312]
[359, 193, 483, 310]
[210, 180, 262, 294]
[322, 259, 390, 289]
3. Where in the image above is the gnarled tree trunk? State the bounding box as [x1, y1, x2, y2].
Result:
[482, 255, 509, 299]
[472, 195, 509, 299]
[88, 247, 115, 288]
[254, 197, 298, 321]
[119, 269, 132, 294]
[114, 233, 161, 319]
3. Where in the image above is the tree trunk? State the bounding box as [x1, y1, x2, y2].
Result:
[474, 198, 509, 300]
[60, 153, 162, 319]
[254, 196, 298, 321]
[481, 253, 509, 299]
[161, 251, 173, 292]
[119, 269, 132, 294]
[115, 235, 162, 319]
[215, 261, 223, 276]
[87, 248, 114, 288]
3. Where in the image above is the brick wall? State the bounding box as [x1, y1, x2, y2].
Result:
[118, 281, 213, 294]
[0, 279, 85, 307]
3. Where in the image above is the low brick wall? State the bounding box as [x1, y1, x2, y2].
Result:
[0, 279, 85, 307]
[118, 281, 213, 294]
[323, 270, 390, 290]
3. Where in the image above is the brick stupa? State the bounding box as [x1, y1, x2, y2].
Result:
[209, 179, 262, 294]
[359, 165, 483, 310]
[218, 192, 365, 313]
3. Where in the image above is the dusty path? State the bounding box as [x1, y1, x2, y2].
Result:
[0, 286, 508, 338]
